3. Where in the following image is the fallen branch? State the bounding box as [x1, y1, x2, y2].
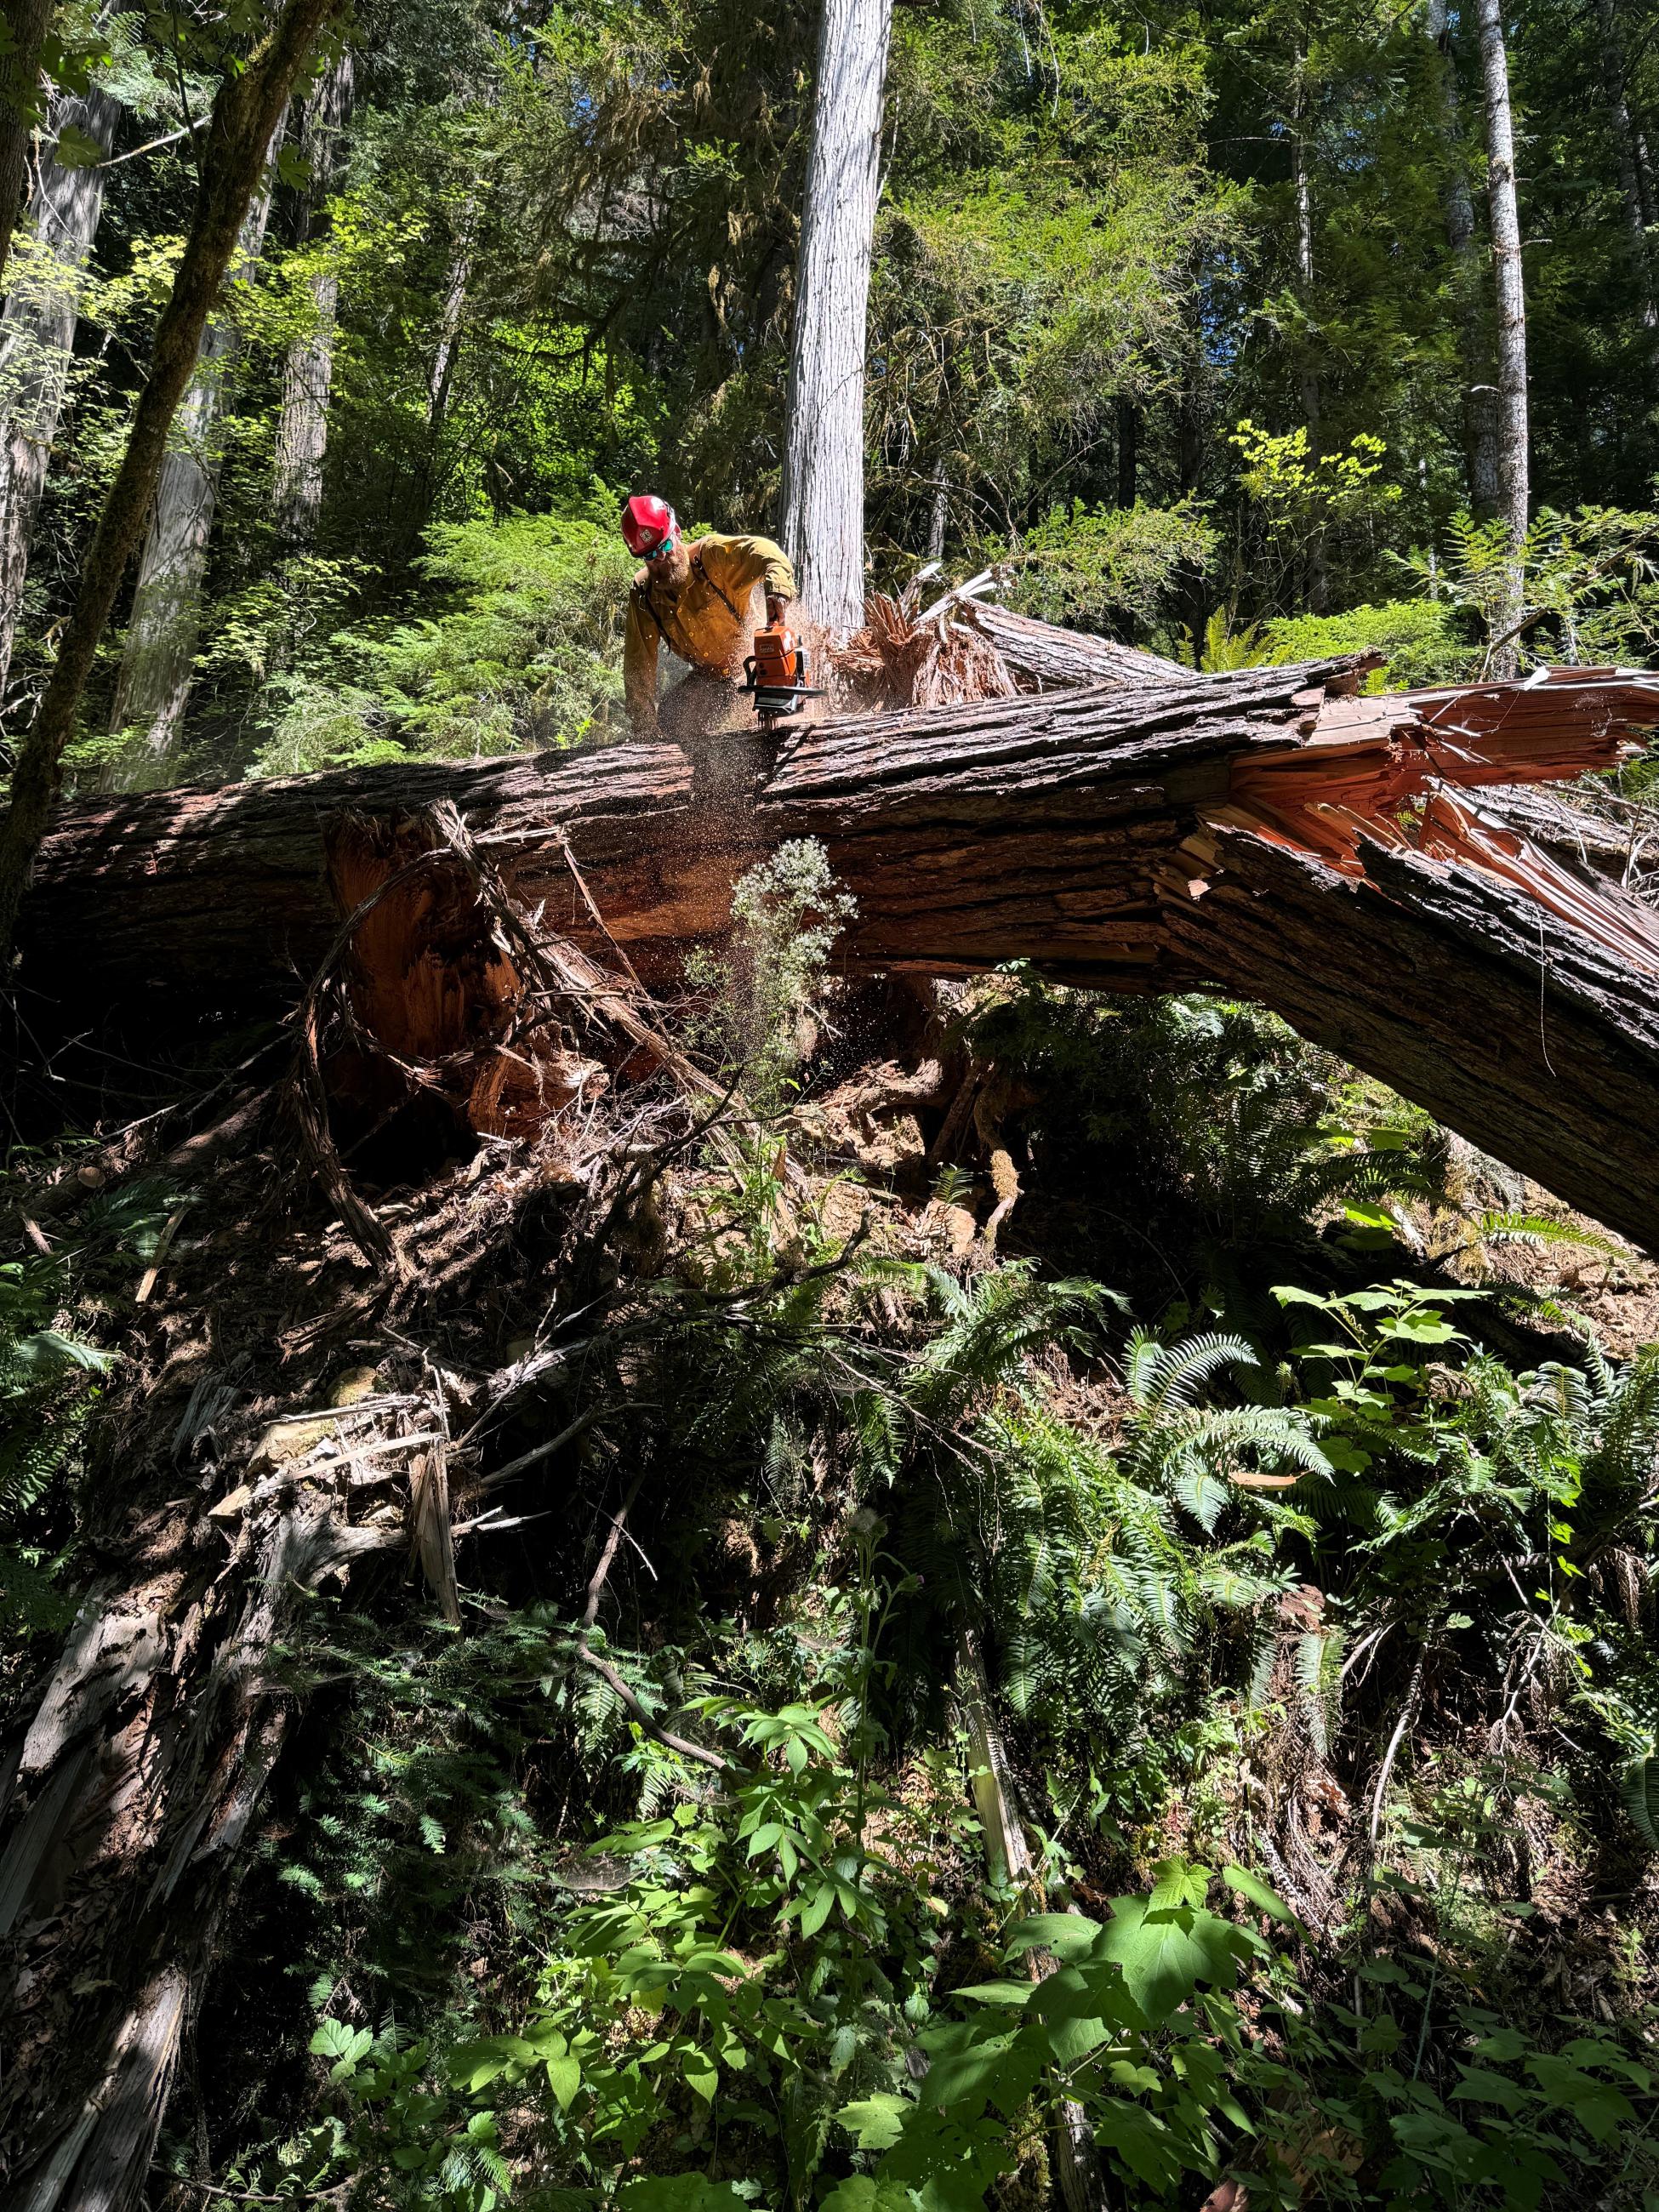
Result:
[573, 1467, 729, 1775]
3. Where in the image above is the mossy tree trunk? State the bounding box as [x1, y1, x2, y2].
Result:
[0, 0, 343, 969]
[273, 48, 352, 548]
[0, 83, 123, 695]
[0, 0, 55, 293]
[105, 124, 285, 787]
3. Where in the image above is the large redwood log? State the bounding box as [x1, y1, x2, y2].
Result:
[15, 656, 1402, 1003]
[19, 655, 1659, 1248]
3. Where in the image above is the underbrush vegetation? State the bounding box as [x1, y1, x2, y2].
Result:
[0, 952, 1614, 2211]
[5, 871, 1657, 2212]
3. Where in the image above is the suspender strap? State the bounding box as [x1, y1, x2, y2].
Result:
[632, 581, 670, 647]
[693, 549, 744, 624]
[634, 550, 745, 653]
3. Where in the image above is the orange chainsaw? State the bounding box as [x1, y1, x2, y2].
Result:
[742, 619, 824, 725]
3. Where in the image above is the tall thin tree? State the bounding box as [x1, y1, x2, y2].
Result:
[0, 0, 55, 291]
[0, 77, 122, 694]
[778, 0, 893, 637]
[0, 0, 345, 964]
[1291, 46, 1326, 612]
[273, 44, 352, 545]
[1474, 0, 1529, 673]
[1593, 0, 1659, 381]
[1426, 0, 1501, 515]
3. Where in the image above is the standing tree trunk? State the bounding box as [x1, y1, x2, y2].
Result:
[1427, 0, 1502, 516]
[273, 46, 352, 546]
[1474, 0, 1529, 674]
[105, 122, 284, 785]
[0, 0, 54, 292]
[1593, 0, 1659, 383]
[778, 0, 893, 636]
[426, 219, 471, 431]
[391, 203, 473, 573]
[0, 83, 122, 696]
[1291, 50, 1326, 613]
[0, 0, 345, 966]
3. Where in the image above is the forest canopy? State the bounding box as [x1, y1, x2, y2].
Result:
[4, 0, 1659, 787]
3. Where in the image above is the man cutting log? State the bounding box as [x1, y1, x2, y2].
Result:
[620, 492, 801, 740]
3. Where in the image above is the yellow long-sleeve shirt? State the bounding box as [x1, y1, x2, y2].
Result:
[623, 531, 797, 736]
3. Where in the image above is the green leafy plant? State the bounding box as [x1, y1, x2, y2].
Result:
[687, 839, 858, 1115]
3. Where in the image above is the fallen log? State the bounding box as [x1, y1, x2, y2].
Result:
[17, 654, 1409, 1003]
[961, 597, 1192, 691]
[19, 655, 1659, 1248]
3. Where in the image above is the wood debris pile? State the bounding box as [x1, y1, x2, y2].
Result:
[838, 573, 1021, 710]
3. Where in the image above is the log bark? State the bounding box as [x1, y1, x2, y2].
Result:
[21, 658, 1659, 1251]
[106, 122, 285, 784]
[963, 598, 1191, 690]
[0, 1387, 411, 2212]
[0, 83, 122, 695]
[778, 0, 893, 636]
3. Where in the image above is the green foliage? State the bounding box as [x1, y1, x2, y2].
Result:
[687, 840, 858, 1115]
[0, 1174, 173, 1640]
[1395, 505, 1659, 672]
[1000, 500, 1215, 631]
[1257, 599, 1479, 688]
[250, 508, 635, 774]
[1274, 1280, 1659, 1792]
[1232, 423, 1399, 532]
[194, 1017, 1659, 2209]
[956, 979, 1444, 1270]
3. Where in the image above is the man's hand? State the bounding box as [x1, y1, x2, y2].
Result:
[765, 591, 790, 627]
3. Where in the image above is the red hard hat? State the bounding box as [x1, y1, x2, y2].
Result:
[620, 493, 678, 557]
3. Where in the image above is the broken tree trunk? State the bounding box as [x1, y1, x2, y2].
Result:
[962, 597, 1192, 690]
[0, 882, 719, 2212]
[20, 658, 1659, 1251]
